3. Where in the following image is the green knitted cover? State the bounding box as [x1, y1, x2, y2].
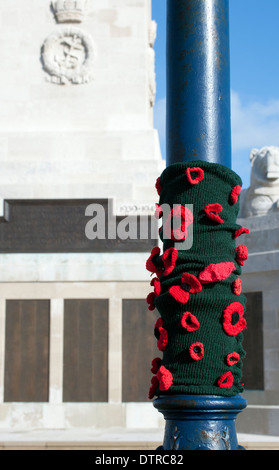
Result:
[147, 161, 248, 398]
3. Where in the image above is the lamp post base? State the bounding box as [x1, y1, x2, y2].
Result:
[153, 394, 247, 451]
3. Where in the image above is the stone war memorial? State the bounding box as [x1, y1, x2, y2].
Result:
[0, 0, 279, 449]
[0, 0, 165, 431]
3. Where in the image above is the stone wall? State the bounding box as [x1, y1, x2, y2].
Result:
[0, 0, 163, 211]
[236, 213, 279, 436]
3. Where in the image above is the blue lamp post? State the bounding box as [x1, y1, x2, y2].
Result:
[166, 0, 231, 168]
[153, 0, 247, 451]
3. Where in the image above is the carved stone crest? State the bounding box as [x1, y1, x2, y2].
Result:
[51, 0, 87, 23]
[41, 28, 95, 85]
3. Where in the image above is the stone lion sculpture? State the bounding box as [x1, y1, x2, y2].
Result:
[239, 146, 279, 217]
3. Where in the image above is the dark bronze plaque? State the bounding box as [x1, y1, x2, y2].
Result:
[63, 299, 109, 402]
[122, 299, 158, 402]
[4, 300, 50, 402]
[242, 292, 264, 390]
[0, 199, 156, 253]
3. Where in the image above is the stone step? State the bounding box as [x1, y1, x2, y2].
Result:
[0, 439, 278, 451]
[0, 430, 278, 451]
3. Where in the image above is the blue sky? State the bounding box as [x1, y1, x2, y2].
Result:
[152, 0, 279, 188]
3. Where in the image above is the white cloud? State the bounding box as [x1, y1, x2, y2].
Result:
[231, 90, 279, 152]
[231, 90, 279, 187]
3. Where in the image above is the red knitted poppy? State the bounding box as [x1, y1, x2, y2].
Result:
[217, 371, 234, 389]
[226, 352, 240, 366]
[157, 329, 168, 352]
[182, 273, 202, 292]
[223, 302, 246, 336]
[169, 285, 190, 304]
[151, 357, 162, 374]
[164, 205, 194, 241]
[189, 342, 204, 361]
[148, 376, 159, 399]
[230, 185, 241, 204]
[233, 227, 250, 239]
[162, 247, 178, 277]
[186, 167, 204, 185]
[232, 278, 242, 296]
[150, 277, 161, 296]
[154, 318, 168, 352]
[204, 203, 224, 224]
[236, 245, 248, 266]
[154, 317, 164, 331]
[156, 366, 173, 391]
[198, 262, 235, 284]
[147, 277, 161, 311]
[155, 177, 162, 196]
[146, 246, 160, 272]
[146, 292, 156, 311]
[181, 312, 200, 332]
[146, 246, 163, 278]
[169, 273, 202, 304]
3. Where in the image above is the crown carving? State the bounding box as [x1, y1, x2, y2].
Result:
[51, 0, 87, 23]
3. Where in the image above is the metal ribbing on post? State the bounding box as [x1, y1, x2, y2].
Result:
[166, 0, 231, 168]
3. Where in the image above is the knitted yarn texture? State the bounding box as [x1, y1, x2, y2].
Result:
[147, 161, 248, 398]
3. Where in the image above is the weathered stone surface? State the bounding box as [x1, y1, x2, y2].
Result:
[0, 0, 164, 208]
